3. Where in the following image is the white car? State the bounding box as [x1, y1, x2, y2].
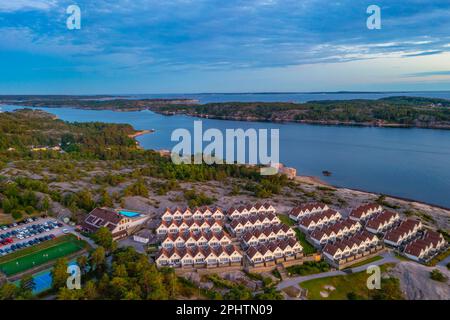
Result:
[62, 228, 69, 234]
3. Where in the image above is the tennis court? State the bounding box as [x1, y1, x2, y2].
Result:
[0, 240, 84, 276]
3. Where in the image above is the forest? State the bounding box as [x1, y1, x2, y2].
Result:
[2, 96, 450, 128]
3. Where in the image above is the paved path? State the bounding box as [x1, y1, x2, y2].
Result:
[70, 230, 97, 249]
[277, 251, 401, 291]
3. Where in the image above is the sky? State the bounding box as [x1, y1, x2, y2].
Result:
[1, 0, 450, 94]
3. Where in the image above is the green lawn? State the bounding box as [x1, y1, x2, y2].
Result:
[0, 235, 86, 276]
[300, 264, 403, 300]
[287, 261, 330, 276]
[344, 255, 383, 269]
[277, 214, 295, 227]
[277, 214, 317, 255]
[294, 229, 317, 255]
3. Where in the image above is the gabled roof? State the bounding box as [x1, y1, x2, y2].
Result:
[350, 203, 382, 219]
[82, 208, 124, 232]
[289, 203, 327, 217]
[323, 244, 340, 256]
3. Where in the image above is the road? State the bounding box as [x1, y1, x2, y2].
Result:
[277, 251, 401, 291]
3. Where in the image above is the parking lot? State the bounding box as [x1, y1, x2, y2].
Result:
[0, 217, 70, 257]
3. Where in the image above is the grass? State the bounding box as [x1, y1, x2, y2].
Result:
[294, 229, 317, 255]
[430, 269, 447, 282]
[277, 214, 317, 255]
[286, 261, 330, 276]
[277, 214, 295, 227]
[425, 248, 450, 267]
[344, 255, 383, 269]
[0, 235, 87, 276]
[300, 264, 402, 300]
[394, 252, 412, 262]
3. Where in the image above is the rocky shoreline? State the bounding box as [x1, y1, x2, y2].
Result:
[155, 111, 450, 130]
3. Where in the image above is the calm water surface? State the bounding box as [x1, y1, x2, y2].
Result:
[2, 100, 450, 208]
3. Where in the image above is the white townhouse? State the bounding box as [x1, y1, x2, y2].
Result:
[156, 245, 243, 268]
[226, 203, 276, 220]
[366, 210, 400, 234]
[241, 224, 296, 247]
[161, 230, 232, 249]
[161, 206, 225, 222]
[323, 231, 379, 261]
[245, 238, 303, 266]
[289, 203, 329, 222]
[298, 209, 342, 232]
[404, 231, 447, 261]
[156, 218, 224, 235]
[310, 219, 362, 245]
[383, 219, 423, 247]
[349, 204, 383, 222]
[227, 213, 281, 235]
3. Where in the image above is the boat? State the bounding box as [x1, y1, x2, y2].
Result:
[322, 170, 332, 177]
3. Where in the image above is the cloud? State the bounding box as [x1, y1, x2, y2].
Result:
[405, 70, 450, 77]
[0, 0, 58, 12]
[1, 0, 450, 93]
[403, 50, 444, 57]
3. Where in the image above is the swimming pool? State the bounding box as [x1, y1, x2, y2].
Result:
[118, 210, 141, 217]
[14, 260, 77, 295]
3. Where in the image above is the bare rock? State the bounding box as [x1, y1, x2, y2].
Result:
[390, 261, 450, 300]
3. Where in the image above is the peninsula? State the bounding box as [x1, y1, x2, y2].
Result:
[2, 95, 450, 129]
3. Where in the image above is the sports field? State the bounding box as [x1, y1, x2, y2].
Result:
[0, 236, 85, 276]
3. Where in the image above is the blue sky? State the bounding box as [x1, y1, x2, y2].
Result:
[1, 0, 450, 94]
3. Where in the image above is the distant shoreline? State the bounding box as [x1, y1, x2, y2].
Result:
[155, 111, 450, 130]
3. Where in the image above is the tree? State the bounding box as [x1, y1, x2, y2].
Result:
[57, 287, 84, 300]
[255, 287, 283, 300]
[112, 263, 128, 278]
[77, 189, 96, 212]
[92, 227, 115, 251]
[139, 264, 169, 300]
[90, 246, 106, 271]
[223, 285, 252, 300]
[83, 280, 98, 300]
[99, 189, 113, 207]
[0, 283, 20, 300]
[40, 196, 50, 213]
[52, 258, 69, 290]
[1, 198, 13, 213]
[77, 255, 88, 276]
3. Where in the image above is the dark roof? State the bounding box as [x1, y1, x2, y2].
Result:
[82, 208, 123, 232]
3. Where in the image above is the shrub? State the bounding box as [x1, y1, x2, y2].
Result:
[430, 269, 447, 282]
[12, 210, 24, 220]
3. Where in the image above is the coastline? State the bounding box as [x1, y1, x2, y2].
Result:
[156, 111, 450, 130]
[5, 105, 450, 210]
[3, 101, 450, 130]
[128, 129, 154, 139]
[129, 129, 155, 149]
